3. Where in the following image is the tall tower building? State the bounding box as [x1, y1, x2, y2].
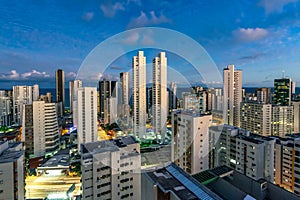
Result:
[132, 51, 146, 138]
[168, 82, 177, 112]
[13, 85, 36, 125]
[223, 64, 242, 127]
[256, 87, 271, 104]
[56, 69, 65, 111]
[120, 72, 130, 105]
[172, 110, 212, 174]
[272, 105, 294, 137]
[77, 87, 98, 151]
[99, 80, 118, 124]
[69, 80, 82, 113]
[152, 52, 168, 138]
[274, 78, 292, 106]
[22, 101, 60, 157]
[81, 136, 141, 200]
[0, 90, 12, 126]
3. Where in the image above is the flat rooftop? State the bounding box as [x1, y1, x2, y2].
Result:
[0, 142, 23, 163]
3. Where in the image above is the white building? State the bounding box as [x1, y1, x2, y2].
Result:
[209, 125, 275, 182]
[211, 88, 223, 111]
[292, 101, 300, 133]
[13, 85, 39, 125]
[119, 72, 130, 120]
[81, 136, 141, 200]
[77, 87, 98, 151]
[223, 65, 242, 127]
[0, 141, 24, 200]
[171, 110, 212, 174]
[22, 101, 60, 157]
[69, 80, 82, 113]
[272, 105, 294, 137]
[0, 91, 12, 126]
[240, 102, 272, 136]
[152, 52, 168, 138]
[132, 51, 147, 139]
[182, 93, 199, 111]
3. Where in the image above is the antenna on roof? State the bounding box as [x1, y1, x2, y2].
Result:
[282, 70, 285, 78]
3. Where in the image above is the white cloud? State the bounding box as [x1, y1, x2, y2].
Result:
[100, 2, 125, 18]
[21, 70, 50, 79]
[120, 32, 140, 45]
[0, 70, 19, 79]
[128, 11, 171, 28]
[9, 70, 20, 79]
[66, 72, 77, 79]
[259, 0, 298, 14]
[82, 12, 94, 22]
[233, 28, 268, 42]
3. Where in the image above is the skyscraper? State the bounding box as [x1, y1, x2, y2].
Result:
[120, 72, 130, 105]
[132, 51, 146, 138]
[56, 69, 65, 111]
[168, 82, 177, 112]
[12, 85, 37, 125]
[223, 64, 242, 127]
[81, 136, 141, 200]
[273, 78, 292, 106]
[99, 79, 118, 124]
[22, 101, 60, 157]
[77, 87, 98, 151]
[152, 52, 168, 138]
[256, 87, 271, 104]
[69, 80, 82, 113]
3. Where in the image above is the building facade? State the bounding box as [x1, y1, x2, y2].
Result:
[56, 69, 65, 111]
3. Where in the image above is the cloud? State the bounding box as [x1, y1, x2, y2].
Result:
[239, 53, 265, 60]
[21, 70, 50, 79]
[0, 69, 51, 80]
[233, 28, 268, 42]
[100, 2, 125, 18]
[127, 11, 171, 28]
[66, 72, 77, 79]
[0, 70, 20, 79]
[119, 30, 154, 45]
[82, 12, 94, 22]
[259, 0, 298, 14]
[110, 65, 125, 70]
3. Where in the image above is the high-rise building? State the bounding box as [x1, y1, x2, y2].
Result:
[81, 136, 141, 200]
[182, 93, 199, 111]
[273, 78, 292, 106]
[22, 101, 60, 157]
[209, 125, 275, 182]
[223, 64, 242, 127]
[256, 87, 271, 104]
[172, 110, 212, 174]
[240, 102, 272, 136]
[120, 72, 130, 105]
[132, 51, 146, 138]
[0, 140, 24, 200]
[152, 52, 168, 138]
[0, 90, 12, 126]
[274, 134, 300, 194]
[292, 101, 300, 133]
[168, 82, 177, 112]
[272, 105, 294, 137]
[56, 69, 65, 111]
[99, 79, 118, 124]
[77, 87, 98, 151]
[13, 85, 37, 125]
[211, 88, 223, 111]
[69, 80, 82, 113]
[70, 80, 82, 127]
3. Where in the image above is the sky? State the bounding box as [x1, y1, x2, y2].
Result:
[1, 0, 300, 88]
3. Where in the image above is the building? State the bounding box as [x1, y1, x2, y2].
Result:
[152, 52, 168, 138]
[292, 101, 300, 133]
[99, 79, 118, 124]
[142, 163, 222, 200]
[272, 105, 294, 137]
[168, 82, 177, 113]
[256, 87, 271, 104]
[172, 110, 212, 174]
[77, 87, 98, 151]
[119, 72, 130, 120]
[39, 92, 52, 103]
[182, 93, 199, 111]
[240, 102, 272, 136]
[132, 51, 147, 138]
[273, 78, 292, 106]
[209, 125, 275, 182]
[273, 134, 300, 194]
[69, 80, 82, 113]
[223, 64, 242, 127]
[81, 136, 141, 200]
[211, 88, 223, 111]
[192, 165, 299, 200]
[56, 69, 65, 111]
[0, 90, 13, 126]
[22, 101, 60, 157]
[12, 85, 39, 125]
[0, 141, 24, 200]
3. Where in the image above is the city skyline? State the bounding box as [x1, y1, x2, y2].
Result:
[1, 1, 300, 88]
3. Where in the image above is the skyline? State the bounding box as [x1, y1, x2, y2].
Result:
[1, 0, 300, 88]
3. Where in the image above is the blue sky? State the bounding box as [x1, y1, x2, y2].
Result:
[1, 0, 300, 88]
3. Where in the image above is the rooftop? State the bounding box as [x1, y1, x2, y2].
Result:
[0, 141, 23, 164]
